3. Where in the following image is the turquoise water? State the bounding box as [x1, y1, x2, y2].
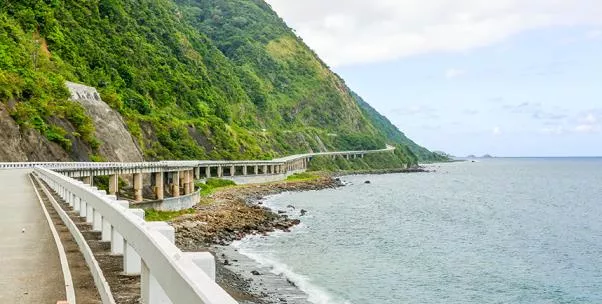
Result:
[234, 159, 602, 304]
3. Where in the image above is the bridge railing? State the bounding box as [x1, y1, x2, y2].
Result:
[0, 145, 395, 171]
[34, 166, 237, 304]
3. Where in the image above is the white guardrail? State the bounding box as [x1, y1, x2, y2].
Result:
[34, 166, 237, 304]
[0, 146, 394, 170]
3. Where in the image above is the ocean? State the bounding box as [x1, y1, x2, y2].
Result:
[232, 158, 602, 304]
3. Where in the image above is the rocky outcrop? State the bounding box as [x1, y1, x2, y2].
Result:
[66, 82, 143, 162]
[0, 103, 70, 162]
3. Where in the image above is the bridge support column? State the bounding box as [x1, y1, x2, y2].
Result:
[217, 166, 223, 178]
[194, 167, 200, 180]
[205, 167, 211, 179]
[134, 173, 143, 202]
[254, 165, 258, 175]
[141, 222, 175, 303]
[124, 209, 145, 275]
[154, 172, 164, 200]
[243, 166, 248, 176]
[230, 165, 235, 177]
[109, 174, 118, 195]
[263, 165, 268, 175]
[271, 165, 275, 174]
[172, 172, 180, 197]
[184, 170, 192, 195]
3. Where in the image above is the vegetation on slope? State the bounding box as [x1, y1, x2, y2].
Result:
[0, 0, 443, 164]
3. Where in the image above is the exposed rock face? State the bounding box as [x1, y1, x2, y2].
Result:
[0, 103, 70, 162]
[66, 82, 143, 162]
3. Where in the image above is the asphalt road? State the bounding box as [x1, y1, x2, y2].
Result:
[0, 169, 65, 303]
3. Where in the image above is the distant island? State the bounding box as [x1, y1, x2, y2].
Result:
[466, 154, 494, 158]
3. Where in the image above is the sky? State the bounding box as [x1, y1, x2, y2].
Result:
[265, 0, 602, 157]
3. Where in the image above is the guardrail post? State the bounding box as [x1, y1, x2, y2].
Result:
[123, 208, 145, 275]
[92, 190, 106, 231]
[73, 196, 81, 212]
[141, 222, 175, 304]
[85, 187, 98, 224]
[111, 200, 129, 255]
[182, 252, 216, 281]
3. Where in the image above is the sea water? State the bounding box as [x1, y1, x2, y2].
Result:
[233, 158, 602, 304]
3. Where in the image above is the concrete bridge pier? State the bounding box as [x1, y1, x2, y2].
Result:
[133, 173, 143, 202]
[153, 172, 164, 200]
[184, 170, 193, 195]
[230, 166, 235, 177]
[171, 172, 180, 197]
[109, 174, 118, 195]
[205, 167, 211, 179]
[217, 166, 223, 178]
[242, 166, 248, 176]
[254, 165, 259, 175]
[263, 165, 268, 175]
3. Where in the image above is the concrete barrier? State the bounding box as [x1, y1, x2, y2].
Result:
[34, 167, 238, 304]
[132, 189, 201, 211]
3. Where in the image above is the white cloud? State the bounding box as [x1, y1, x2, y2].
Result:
[583, 113, 597, 124]
[586, 29, 602, 40]
[492, 126, 502, 136]
[540, 126, 565, 135]
[574, 124, 600, 133]
[266, 0, 602, 66]
[445, 68, 466, 79]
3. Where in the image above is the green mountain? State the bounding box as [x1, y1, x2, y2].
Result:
[0, 0, 443, 163]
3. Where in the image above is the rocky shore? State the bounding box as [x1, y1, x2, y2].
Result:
[172, 175, 343, 251]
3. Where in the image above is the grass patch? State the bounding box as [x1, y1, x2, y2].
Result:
[286, 172, 318, 181]
[197, 178, 237, 196]
[144, 208, 196, 222]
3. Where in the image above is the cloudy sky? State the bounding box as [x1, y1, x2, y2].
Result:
[266, 0, 602, 157]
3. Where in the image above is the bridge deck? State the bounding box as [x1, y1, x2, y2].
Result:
[0, 170, 65, 303]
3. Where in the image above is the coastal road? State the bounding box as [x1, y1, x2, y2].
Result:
[0, 169, 65, 303]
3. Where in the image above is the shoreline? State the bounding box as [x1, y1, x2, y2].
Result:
[171, 169, 429, 303]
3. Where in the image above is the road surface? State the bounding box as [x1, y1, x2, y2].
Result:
[0, 169, 65, 303]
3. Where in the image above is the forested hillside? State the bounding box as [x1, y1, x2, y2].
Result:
[0, 0, 444, 163]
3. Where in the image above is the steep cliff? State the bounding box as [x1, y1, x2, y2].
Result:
[0, 0, 441, 163]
